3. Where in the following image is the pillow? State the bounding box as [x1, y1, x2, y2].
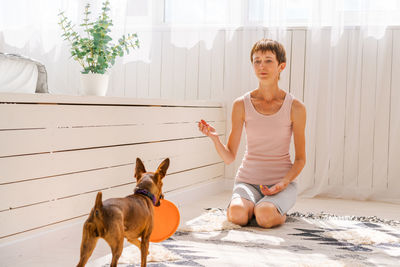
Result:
[0, 53, 48, 93]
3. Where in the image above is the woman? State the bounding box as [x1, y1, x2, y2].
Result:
[198, 39, 306, 228]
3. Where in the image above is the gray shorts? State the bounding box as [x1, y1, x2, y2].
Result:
[230, 181, 298, 215]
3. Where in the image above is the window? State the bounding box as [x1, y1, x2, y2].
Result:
[164, 0, 230, 25]
[164, 0, 400, 27]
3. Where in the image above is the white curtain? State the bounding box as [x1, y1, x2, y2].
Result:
[1, 0, 399, 53]
[1, 0, 398, 69]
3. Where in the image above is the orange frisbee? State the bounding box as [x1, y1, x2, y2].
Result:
[150, 199, 180, 242]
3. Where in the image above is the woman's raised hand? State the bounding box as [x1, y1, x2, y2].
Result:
[198, 119, 218, 140]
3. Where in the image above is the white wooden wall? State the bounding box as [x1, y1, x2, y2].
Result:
[297, 28, 400, 203]
[2, 27, 400, 203]
[0, 93, 225, 243]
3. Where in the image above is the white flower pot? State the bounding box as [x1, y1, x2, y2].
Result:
[80, 73, 109, 96]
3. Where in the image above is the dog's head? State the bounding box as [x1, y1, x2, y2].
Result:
[134, 158, 170, 206]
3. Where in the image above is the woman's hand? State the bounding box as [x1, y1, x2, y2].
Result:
[198, 119, 219, 141]
[260, 180, 290, 195]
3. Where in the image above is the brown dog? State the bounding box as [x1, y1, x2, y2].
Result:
[76, 157, 170, 267]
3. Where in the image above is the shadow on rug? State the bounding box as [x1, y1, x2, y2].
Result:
[90, 209, 400, 267]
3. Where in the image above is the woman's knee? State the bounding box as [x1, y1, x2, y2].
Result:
[227, 198, 254, 226]
[254, 203, 286, 228]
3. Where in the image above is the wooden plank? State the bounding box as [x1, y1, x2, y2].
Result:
[388, 30, 400, 190]
[0, 164, 223, 239]
[0, 121, 226, 157]
[328, 30, 348, 186]
[0, 140, 224, 209]
[211, 30, 225, 100]
[0, 151, 224, 211]
[185, 31, 200, 100]
[358, 37, 378, 189]
[0, 105, 225, 129]
[161, 31, 174, 98]
[172, 31, 187, 100]
[108, 57, 125, 97]
[163, 162, 224, 192]
[0, 137, 222, 184]
[343, 29, 363, 189]
[198, 31, 212, 100]
[148, 31, 163, 98]
[240, 29, 253, 96]
[0, 185, 134, 239]
[58, 47, 78, 96]
[313, 29, 331, 189]
[67, 53, 81, 96]
[135, 31, 152, 98]
[0, 91, 223, 108]
[137, 60, 150, 98]
[235, 30, 246, 96]
[124, 60, 138, 97]
[289, 30, 306, 100]
[0, 164, 134, 211]
[300, 29, 317, 192]
[289, 30, 306, 189]
[223, 29, 239, 100]
[373, 31, 392, 190]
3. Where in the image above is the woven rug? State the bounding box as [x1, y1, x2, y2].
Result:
[89, 209, 400, 267]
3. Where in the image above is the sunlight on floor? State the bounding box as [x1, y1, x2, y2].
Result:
[1, 189, 399, 267]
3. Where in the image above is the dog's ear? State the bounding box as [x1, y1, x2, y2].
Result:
[156, 158, 170, 178]
[95, 192, 103, 210]
[135, 158, 146, 180]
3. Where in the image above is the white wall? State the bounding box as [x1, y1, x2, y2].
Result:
[2, 26, 399, 203]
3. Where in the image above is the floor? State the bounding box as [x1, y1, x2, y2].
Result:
[1, 190, 399, 267]
[182, 190, 400, 222]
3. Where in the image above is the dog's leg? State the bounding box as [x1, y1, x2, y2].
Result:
[76, 223, 99, 267]
[140, 236, 150, 267]
[109, 238, 124, 267]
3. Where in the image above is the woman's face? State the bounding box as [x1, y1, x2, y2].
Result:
[252, 50, 285, 82]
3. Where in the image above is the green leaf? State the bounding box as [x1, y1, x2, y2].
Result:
[98, 56, 105, 65]
[93, 33, 101, 43]
[59, 0, 140, 71]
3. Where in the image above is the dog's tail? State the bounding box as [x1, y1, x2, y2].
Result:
[89, 192, 106, 237]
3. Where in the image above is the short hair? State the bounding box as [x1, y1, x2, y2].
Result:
[250, 39, 286, 65]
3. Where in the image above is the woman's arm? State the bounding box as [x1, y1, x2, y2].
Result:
[198, 97, 245, 165]
[285, 98, 307, 182]
[261, 98, 306, 195]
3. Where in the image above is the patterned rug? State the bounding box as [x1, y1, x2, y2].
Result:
[89, 209, 400, 267]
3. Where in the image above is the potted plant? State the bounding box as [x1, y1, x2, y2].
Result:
[58, 0, 139, 96]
